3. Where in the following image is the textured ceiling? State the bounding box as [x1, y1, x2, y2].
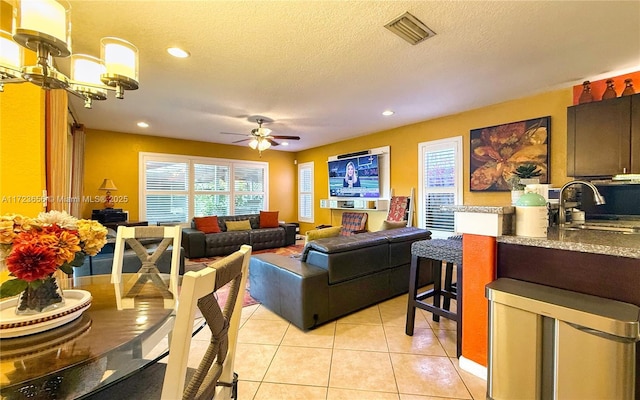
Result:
[61, 1, 640, 152]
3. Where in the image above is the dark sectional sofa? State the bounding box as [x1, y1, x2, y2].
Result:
[249, 227, 433, 329]
[181, 214, 297, 258]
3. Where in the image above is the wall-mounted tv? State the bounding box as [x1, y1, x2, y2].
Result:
[328, 154, 380, 198]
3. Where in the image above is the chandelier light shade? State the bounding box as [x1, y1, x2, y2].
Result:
[0, 0, 139, 108]
[100, 37, 139, 98]
[0, 30, 22, 75]
[70, 54, 107, 102]
[15, 0, 71, 53]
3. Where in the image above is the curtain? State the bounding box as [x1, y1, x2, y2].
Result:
[70, 124, 85, 218]
[45, 89, 69, 212]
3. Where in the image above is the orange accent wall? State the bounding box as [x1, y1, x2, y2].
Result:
[462, 234, 496, 366]
[572, 71, 640, 104]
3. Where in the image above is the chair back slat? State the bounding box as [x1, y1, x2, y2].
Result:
[161, 244, 251, 400]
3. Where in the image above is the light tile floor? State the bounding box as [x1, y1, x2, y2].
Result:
[192, 293, 486, 400]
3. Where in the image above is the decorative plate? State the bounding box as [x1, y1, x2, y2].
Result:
[0, 290, 92, 338]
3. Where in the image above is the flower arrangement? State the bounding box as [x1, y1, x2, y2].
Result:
[0, 211, 108, 304]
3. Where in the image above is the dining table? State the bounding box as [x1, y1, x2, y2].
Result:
[0, 273, 181, 400]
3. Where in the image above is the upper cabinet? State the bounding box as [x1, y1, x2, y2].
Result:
[567, 93, 640, 177]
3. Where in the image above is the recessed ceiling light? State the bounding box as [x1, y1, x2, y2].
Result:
[137, 122, 149, 128]
[281, 142, 289, 146]
[167, 47, 190, 58]
[382, 110, 395, 116]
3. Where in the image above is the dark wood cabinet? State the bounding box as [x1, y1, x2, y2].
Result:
[567, 93, 640, 177]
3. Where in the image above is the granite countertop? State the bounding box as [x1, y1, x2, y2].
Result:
[498, 227, 640, 259]
[441, 205, 515, 214]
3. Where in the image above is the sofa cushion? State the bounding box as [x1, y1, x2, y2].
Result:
[379, 220, 407, 230]
[218, 214, 260, 231]
[204, 231, 251, 256]
[249, 227, 286, 250]
[305, 226, 342, 243]
[306, 242, 389, 284]
[259, 211, 279, 228]
[194, 216, 221, 233]
[226, 220, 252, 231]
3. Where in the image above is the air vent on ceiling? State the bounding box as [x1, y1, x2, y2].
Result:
[384, 12, 436, 45]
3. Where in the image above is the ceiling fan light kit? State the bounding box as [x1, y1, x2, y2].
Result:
[221, 116, 301, 155]
[0, 0, 139, 109]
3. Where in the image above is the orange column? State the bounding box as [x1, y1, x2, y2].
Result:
[462, 233, 496, 366]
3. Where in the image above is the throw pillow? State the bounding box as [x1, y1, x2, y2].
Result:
[380, 220, 407, 230]
[194, 216, 221, 233]
[259, 211, 280, 228]
[305, 226, 342, 243]
[226, 219, 252, 231]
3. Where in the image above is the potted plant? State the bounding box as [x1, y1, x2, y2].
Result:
[514, 163, 542, 185]
[509, 164, 543, 205]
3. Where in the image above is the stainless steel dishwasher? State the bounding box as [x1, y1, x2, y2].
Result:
[486, 278, 640, 400]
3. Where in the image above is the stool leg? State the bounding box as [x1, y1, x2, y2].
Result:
[431, 259, 442, 322]
[443, 262, 454, 312]
[405, 255, 420, 336]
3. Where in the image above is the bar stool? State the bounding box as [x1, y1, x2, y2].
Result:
[405, 237, 463, 357]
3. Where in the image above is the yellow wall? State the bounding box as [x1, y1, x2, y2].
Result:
[296, 88, 574, 234]
[82, 129, 297, 221]
[1, 83, 574, 233]
[0, 83, 47, 216]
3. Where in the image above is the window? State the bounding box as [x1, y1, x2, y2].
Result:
[298, 162, 314, 223]
[140, 153, 268, 224]
[418, 137, 462, 238]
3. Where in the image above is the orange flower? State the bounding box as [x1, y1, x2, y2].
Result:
[42, 225, 81, 266]
[7, 243, 58, 282]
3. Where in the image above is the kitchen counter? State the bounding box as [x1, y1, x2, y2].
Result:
[441, 205, 514, 214]
[498, 227, 640, 259]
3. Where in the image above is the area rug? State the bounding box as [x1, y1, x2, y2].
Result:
[185, 242, 305, 308]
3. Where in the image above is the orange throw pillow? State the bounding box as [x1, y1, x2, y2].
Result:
[194, 216, 221, 233]
[259, 211, 280, 228]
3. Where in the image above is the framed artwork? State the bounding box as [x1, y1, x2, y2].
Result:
[470, 116, 550, 191]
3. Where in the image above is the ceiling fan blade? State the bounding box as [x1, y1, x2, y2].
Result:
[267, 138, 280, 146]
[220, 132, 250, 136]
[270, 135, 301, 140]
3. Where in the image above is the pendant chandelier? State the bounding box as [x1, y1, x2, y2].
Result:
[0, 0, 139, 108]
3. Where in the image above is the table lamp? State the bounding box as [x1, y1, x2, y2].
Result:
[99, 178, 118, 208]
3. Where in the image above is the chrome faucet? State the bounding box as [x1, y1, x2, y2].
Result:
[558, 180, 606, 225]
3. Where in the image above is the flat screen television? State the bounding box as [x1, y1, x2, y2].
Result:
[328, 154, 380, 198]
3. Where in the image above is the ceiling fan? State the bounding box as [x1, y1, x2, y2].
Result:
[221, 116, 301, 154]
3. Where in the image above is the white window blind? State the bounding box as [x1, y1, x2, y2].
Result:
[140, 153, 268, 224]
[194, 163, 230, 216]
[144, 160, 189, 223]
[298, 162, 314, 223]
[418, 137, 462, 238]
[234, 165, 265, 214]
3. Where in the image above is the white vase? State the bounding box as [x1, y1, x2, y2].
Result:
[511, 190, 525, 205]
[519, 178, 540, 186]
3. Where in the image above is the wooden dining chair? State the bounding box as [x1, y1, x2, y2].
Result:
[111, 225, 182, 308]
[92, 244, 252, 400]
